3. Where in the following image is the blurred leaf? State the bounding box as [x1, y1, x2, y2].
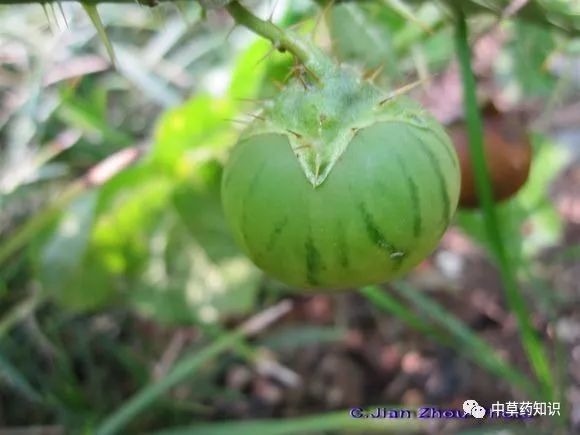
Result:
[172, 179, 234, 262]
[229, 38, 274, 99]
[153, 95, 235, 172]
[38, 190, 108, 309]
[509, 22, 557, 97]
[115, 45, 183, 108]
[0, 351, 43, 404]
[131, 180, 261, 325]
[328, 3, 398, 83]
[91, 169, 174, 282]
[57, 94, 132, 147]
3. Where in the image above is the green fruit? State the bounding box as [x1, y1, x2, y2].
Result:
[222, 54, 460, 290]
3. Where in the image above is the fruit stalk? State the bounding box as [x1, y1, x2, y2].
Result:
[225, 1, 319, 68]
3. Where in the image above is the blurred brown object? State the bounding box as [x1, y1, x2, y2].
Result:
[448, 104, 533, 208]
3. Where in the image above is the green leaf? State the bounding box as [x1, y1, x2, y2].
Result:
[152, 409, 423, 435]
[153, 95, 236, 172]
[57, 95, 132, 147]
[38, 190, 107, 309]
[115, 45, 183, 108]
[0, 351, 43, 404]
[328, 3, 398, 83]
[508, 22, 557, 97]
[229, 38, 275, 99]
[130, 180, 261, 325]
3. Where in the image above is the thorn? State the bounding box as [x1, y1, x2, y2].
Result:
[381, 0, 432, 34]
[293, 144, 311, 151]
[247, 113, 266, 121]
[378, 77, 430, 106]
[297, 73, 308, 90]
[81, 3, 117, 68]
[236, 97, 269, 104]
[363, 64, 385, 83]
[311, 0, 334, 41]
[286, 129, 302, 139]
[283, 61, 320, 87]
[271, 79, 284, 90]
[268, 0, 280, 22]
[255, 45, 277, 67]
[225, 24, 237, 42]
[223, 118, 252, 125]
[288, 17, 311, 32]
[57, 0, 69, 28]
[302, 64, 321, 84]
[49, 3, 61, 31]
[41, 3, 54, 34]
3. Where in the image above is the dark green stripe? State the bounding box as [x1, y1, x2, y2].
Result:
[358, 202, 405, 267]
[240, 159, 268, 252]
[266, 217, 289, 251]
[410, 131, 451, 227]
[336, 221, 349, 269]
[395, 153, 422, 238]
[429, 128, 458, 169]
[404, 115, 458, 169]
[305, 234, 322, 286]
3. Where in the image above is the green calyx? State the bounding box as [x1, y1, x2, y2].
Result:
[241, 51, 442, 187]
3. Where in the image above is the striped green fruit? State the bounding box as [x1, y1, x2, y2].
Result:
[222, 62, 460, 290]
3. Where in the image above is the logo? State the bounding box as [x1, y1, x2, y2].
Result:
[463, 400, 486, 419]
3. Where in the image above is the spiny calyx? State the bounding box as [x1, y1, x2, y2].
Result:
[241, 60, 441, 187]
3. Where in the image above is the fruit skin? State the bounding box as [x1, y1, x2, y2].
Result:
[222, 62, 460, 290]
[449, 106, 532, 208]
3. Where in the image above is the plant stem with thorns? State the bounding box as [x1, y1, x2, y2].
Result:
[225, 1, 318, 67]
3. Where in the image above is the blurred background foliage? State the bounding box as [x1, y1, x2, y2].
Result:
[0, 0, 579, 433]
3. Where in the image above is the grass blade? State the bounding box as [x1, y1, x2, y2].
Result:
[453, 5, 554, 400]
[0, 293, 44, 338]
[152, 407, 424, 435]
[363, 284, 538, 397]
[0, 351, 43, 403]
[96, 300, 293, 435]
[360, 286, 450, 344]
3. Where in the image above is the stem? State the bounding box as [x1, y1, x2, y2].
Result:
[453, 5, 554, 400]
[225, 1, 316, 66]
